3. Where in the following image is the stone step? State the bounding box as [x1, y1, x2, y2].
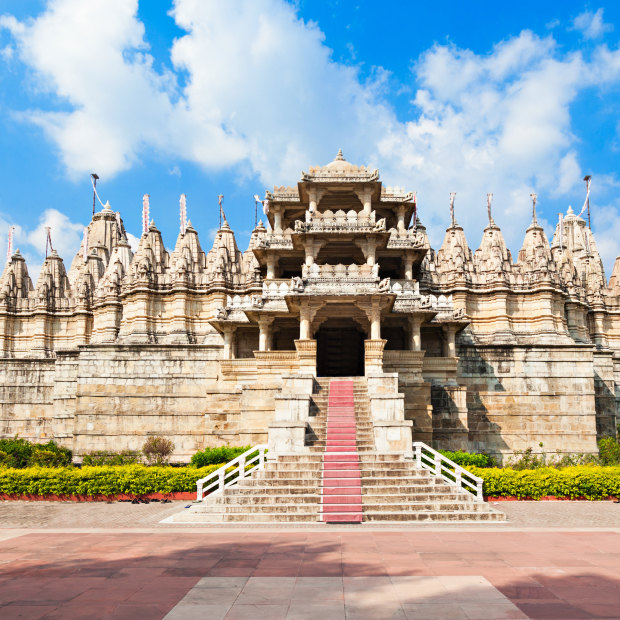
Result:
[363, 511, 505, 522]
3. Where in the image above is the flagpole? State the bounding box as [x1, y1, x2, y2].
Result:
[584, 175, 592, 229]
[218, 194, 224, 228]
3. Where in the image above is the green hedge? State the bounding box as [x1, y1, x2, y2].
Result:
[0, 438, 72, 468]
[438, 450, 494, 468]
[0, 464, 223, 497]
[471, 465, 620, 500]
[190, 445, 252, 468]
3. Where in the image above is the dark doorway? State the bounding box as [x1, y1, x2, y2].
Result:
[316, 323, 365, 377]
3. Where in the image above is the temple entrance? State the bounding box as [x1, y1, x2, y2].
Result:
[316, 320, 365, 377]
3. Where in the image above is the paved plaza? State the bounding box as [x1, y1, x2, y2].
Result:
[0, 501, 619, 619]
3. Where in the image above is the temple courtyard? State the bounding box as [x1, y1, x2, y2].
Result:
[0, 501, 619, 619]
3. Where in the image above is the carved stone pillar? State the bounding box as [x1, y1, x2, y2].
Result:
[295, 339, 317, 376]
[257, 317, 273, 351]
[222, 326, 236, 359]
[266, 255, 277, 280]
[304, 239, 326, 267]
[273, 206, 283, 234]
[408, 316, 422, 351]
[369, 301, 381, 340]
[355, 238, 378, 266]
[395, 204, 406, 233]
[442, 325, 457, 357]
[356, 186, 372, 214]
[403, 251, 414, 280]
[364, 339, 386, 375]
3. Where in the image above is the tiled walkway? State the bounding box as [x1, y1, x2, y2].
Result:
[1, 528, 619, 619]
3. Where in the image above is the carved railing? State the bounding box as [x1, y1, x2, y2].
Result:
[386, 231, 427, 249]
[294, 209, 386, 233]
[303, 263, 377, 280]
[196, 445, 268, 501]
[413, 442, 483, 502]
[256, 234, 294, 250]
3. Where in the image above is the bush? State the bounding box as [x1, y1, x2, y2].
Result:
[82, 450, 141, 466]
[0, 438, 71, 468]
[142, 436, 175, 466]
[598, 437, 620, 466]
[471, 465, 620, 500]
[0, 464, 222, 498]
[190, 445, 252, 468]
[438, 450, 494, 468]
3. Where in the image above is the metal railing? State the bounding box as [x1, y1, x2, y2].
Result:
[195, 445, 268, 501]
[413, 442, 484, 502]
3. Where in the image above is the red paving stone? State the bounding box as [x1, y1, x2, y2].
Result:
[0, 529, 619, 618]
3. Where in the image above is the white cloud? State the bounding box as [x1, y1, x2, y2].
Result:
[3, 1, 620, 271]
[572, 8, 614, 40]
[126, 232, 140, 252]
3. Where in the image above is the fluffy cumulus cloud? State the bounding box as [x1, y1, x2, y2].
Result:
[572, 8, 614, 40]
[3, 0, 620, 269]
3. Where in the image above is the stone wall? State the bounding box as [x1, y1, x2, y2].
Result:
[457, 342, 599, 460]
[0, 357, 56, 441]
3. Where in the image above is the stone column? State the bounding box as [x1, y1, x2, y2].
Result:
[273, 206, 283, 234]
[266, 255, 277, 279]
[442, 325, 457, 357]
[408, 316, 422, 351]
[364, 339, 387, 375]
[258, 318, 273, 351]
[403, 251, 414, 280]
[222, 327, 236, 359]
[295, 339, 317, 376]
[308, 187, 317, 214]
[299, 303, 312, 340]
[370, 303, 381, 340]
[361, 187, 372, 214]
[395, 205, 406, 233]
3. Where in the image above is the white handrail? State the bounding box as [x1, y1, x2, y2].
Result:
[413, 442, 484, 502]
[195, 445, 268, 501]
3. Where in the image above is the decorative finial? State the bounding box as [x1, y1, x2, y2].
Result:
[335, 148, 344, 161]
[142, 194, 150, 235]
[180, 194, 187, 235]
[449, 192, 456, 227]
[487, 193, 494, 226]
[102, 200, 112, 211]
[530, 193, 538, 225]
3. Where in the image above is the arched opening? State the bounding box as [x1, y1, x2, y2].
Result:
[315, 317, 366, 377]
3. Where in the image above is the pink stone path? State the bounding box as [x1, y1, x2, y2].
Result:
[321, 380, 363, 523]
[1, 528, 620, 618]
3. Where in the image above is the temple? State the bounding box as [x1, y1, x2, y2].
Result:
[0, 151, 618, 462]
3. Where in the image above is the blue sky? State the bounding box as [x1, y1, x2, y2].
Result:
[1, 0, 620, 278]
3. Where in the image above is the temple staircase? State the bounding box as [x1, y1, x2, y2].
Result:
[167, 377, 505, 523]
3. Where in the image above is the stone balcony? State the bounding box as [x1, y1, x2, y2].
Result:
[294, 209, 386, 234]
[386, 230, 428, 250]
[256, 233, 294, 251]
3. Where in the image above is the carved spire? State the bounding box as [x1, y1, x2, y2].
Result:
[335, 148, 344, 161]
[0, 249, 33, 302]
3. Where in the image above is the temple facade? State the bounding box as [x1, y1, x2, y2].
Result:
[0, 151, 618, 462]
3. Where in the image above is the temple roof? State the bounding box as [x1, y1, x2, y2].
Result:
[301, 150, 379, 183]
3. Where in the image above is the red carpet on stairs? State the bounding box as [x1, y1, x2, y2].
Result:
[321, 380, 363, 523]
